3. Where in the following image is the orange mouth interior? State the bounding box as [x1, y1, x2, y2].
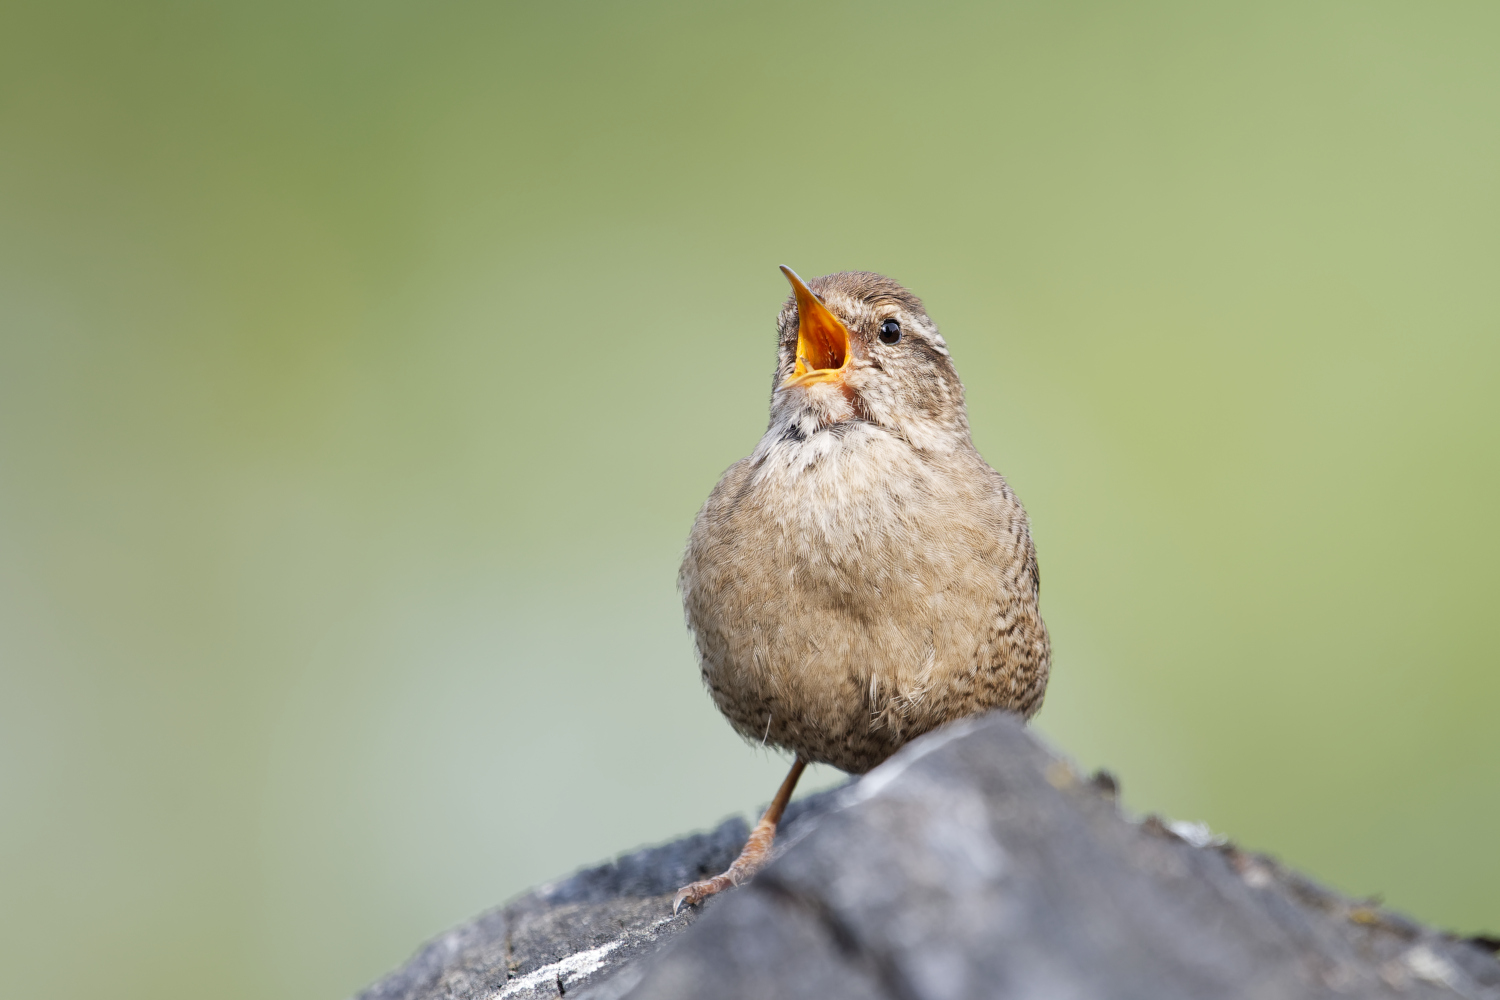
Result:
[780, 265, 852, 387]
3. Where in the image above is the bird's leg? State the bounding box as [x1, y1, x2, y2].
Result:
[672, 757, 807, 913]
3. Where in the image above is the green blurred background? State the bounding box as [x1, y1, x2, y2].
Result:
[2, 1, 1497, 997]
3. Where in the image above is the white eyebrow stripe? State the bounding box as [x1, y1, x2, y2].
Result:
[896, 325, 951, 356]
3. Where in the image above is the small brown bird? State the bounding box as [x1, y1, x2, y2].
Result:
[673, 267, 1050, 910]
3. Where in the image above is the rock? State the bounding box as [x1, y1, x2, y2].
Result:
[358, 712, 1500, 1000]
[357, 782, 848, 1000]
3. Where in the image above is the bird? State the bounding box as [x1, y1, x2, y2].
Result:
[672, 266, 1050, 911]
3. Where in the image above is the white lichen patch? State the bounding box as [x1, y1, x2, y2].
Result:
[1166, 820, 1227, 849]
[1404, 944, 1461, 989]
[1239, 862, 1274, 889]
[494, 940, 622, 999]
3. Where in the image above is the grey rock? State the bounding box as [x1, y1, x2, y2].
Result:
[357, 785, 848, 1000]
[358, 712, 1499, 1000]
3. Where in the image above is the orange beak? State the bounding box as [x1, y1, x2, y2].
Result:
[779, 265, 852, 388]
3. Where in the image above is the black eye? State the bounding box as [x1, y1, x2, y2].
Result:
[879, 318, 901, 345]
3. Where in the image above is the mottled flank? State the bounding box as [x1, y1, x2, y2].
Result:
[679, 271, 1050, 773]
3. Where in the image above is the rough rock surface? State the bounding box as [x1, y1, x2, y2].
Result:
[358, 712, 1499, 1000]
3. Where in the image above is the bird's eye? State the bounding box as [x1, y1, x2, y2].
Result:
[879, 318, 901, 345]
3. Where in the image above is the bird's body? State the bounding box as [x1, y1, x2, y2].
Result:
[672, 267, 1049, 909]
[682, 415, 1047, 773]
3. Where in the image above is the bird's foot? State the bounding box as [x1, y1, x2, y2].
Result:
[671, 870, 741, 913]
[671, 758, 807, 913]
[671, 816, 775, 913]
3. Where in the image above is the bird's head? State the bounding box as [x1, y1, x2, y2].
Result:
[770, 267, 970, 451]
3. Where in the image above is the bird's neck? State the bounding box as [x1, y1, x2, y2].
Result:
[759, 395, 971, 462]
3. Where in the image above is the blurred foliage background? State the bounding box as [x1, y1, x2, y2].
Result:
[1, 2, 1497, 998]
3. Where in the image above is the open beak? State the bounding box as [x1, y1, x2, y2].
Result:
[779, 265, 852, 388]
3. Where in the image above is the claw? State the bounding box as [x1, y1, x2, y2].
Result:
[672, 873, 734, 913]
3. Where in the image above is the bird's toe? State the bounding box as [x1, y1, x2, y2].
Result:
[671, 873, 736, 913]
